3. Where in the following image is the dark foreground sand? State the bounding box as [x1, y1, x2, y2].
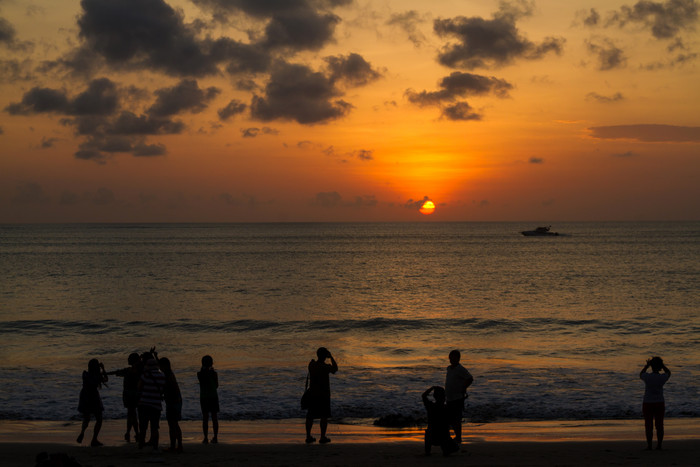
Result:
[2, 419, 699, 466]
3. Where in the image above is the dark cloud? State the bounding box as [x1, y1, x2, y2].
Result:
[351, 195, 377, 207]
[218, 99, 247, 120]
[442, 102, 481, 121]
[0, 16, 16, 45]
[607, 0, 699, 39]
[40, 137, 59, 148]
[585, 38, 627, 70]
[405, 71, 512, 106]
[586, 91, 624, 102]
[434, 2, 565, 69]
[313, 191, 342, 208]
[148, 79, 220, 117]
[133, 142, 167, 156]
[386, 10, 428, 47]
[102, 112, 185, 135]
[612, 150, 639, 157]
[250, 61, 352, 124]
[75, 0, 269, 77]
[11, 182, 50, 205]
[5, 78, 119, 116]
[353, 149, 373, 160]
[589, 124, 700, 142]
[529, 157, 544, 163]
[404, 196, 430, 210]
[582, 8, 601, 26]
[0, 59, 34, 82]
[324, 53, 382, 87]
[241, 126, 278, 137]
[193, 0, 349, 52]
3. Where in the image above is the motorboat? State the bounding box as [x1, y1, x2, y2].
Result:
[521, 225, 559, 236]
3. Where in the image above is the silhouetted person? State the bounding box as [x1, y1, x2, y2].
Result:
[159, 357, 183, 453]
[106, 352, 142, 442]
[198, 355, 219, 444]
[445, 350, 473, 445]
[640, 356, 671, 450]
[305, 347, 338, 444]
[76, 358, 108, 447]
[422, 386, 458, 456]
[137, 356, 165, 451]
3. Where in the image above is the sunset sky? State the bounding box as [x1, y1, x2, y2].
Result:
[1, 0, 698, 222]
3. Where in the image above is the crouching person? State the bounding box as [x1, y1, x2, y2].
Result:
[422, 386, 458, 456]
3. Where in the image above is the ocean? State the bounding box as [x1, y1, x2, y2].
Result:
[1, 222, 698, 424]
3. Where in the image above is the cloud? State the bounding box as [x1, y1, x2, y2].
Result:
[585, 38, 627, 70]
[442, 102, 481, 121]
[59, 191, 80, 206]
[218, 99, 247, 120]
[606, 0, 699, 39]
[612, 150, 639, 157]
[313, 191, 342, 208]
[529, 157, 544, 163]
[250, 61, 352, 124]
[0, 16, 16, 45]
[589, 124, 700, 142]
[581, 8, 601, 26]
[241, 126, 278, 138]
[324, 53, 382, 87]
[386, 10, 429, 47]
[75, 0, 269, 77]
[11, 182, 50, 205]
[404, 195, 430, 210]
[89, 187, 116, 205]
[193, 0, 350, 52]
[433, 1, 565, 69]
[586, 91, 625, 103]
[352, 149, 373, 160]
[351, 195, 377, 207]
[406, 71, 512, 106]
[5, 78, 119, 115]
[40, 137, 59, 148]
[147, 79, 220, 117]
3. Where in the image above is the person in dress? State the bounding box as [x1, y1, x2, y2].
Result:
[197, 355, 219, 444]
[137, 356, 166, 451]
[444, 350, 473, 445]
[422, 386, 458, 456]
[640, 356, 671, 450]
[106, 352, 142, 442]
[305, 347, 338, 444]
[159, 357, 183, 452]
[76, 358, 108, 447]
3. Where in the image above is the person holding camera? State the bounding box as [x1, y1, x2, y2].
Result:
[76, 358, 108, 446]
[640, 356, 671, 450]
[305, 347, 338, 444]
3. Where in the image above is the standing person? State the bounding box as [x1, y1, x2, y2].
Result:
[444, 350, 473, 445]
[422, 386, 458, 456]
[197, 355, 219, 444]
[640, 356, 671, 450]
[106, 352, 142, 442]
[76, 359, 108, 446]
[137, 356, 166, 451]
[305, 347, 338, 444]
[159, 357, 183, 453]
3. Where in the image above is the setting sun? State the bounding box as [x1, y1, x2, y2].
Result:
[419, 200, 436, 215]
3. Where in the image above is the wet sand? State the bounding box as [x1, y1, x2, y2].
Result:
[2, 419, 699, 466]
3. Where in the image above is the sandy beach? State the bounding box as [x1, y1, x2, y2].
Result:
[2, 419, 699, 466]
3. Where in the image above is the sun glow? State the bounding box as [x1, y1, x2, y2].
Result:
[419, 200, 436, 215]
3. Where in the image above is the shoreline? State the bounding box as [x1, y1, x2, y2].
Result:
[2, 419, 700, 466]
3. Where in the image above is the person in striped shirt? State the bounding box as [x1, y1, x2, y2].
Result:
[137, 356, 166, 450]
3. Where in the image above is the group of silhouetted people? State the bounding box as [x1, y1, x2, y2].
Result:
[77, 348, 671, 454]
[76, 349, 219, 452]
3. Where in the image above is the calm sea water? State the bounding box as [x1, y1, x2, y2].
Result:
[1, 222, 699, 423]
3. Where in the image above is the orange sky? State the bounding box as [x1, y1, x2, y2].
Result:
[1, 0, 699, 222]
